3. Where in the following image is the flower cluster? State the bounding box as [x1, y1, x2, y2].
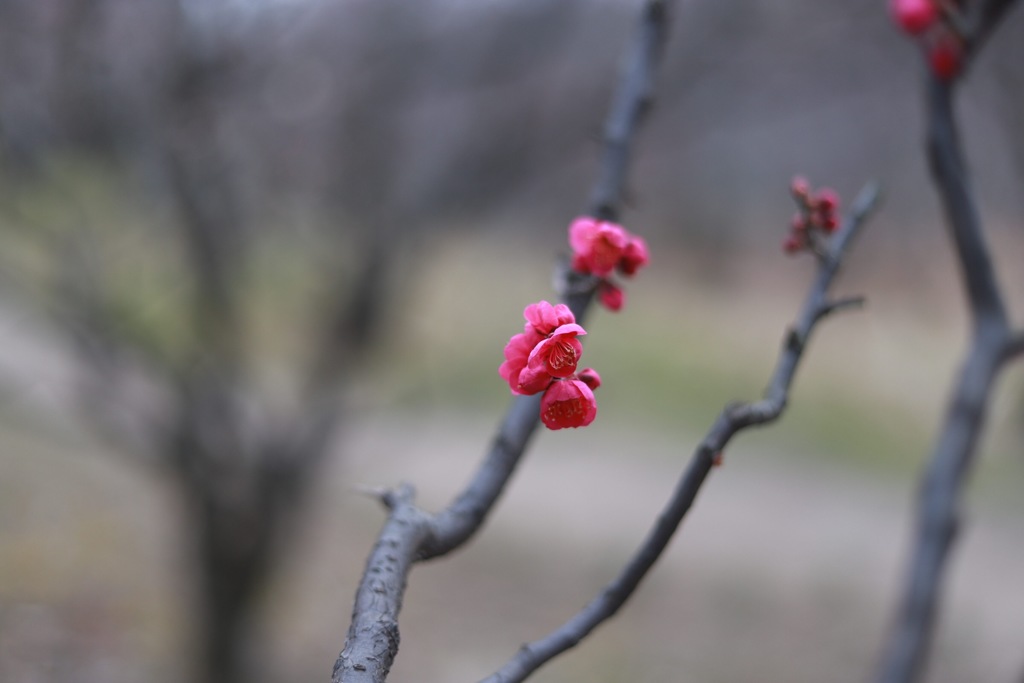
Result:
[782, 176, 841, 255]
[568, 217, 649, 311]
[499, 301, 600, 429]
[890, 0, 963, 81]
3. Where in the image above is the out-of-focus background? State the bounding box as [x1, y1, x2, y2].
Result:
[1, 1, 1023, 682]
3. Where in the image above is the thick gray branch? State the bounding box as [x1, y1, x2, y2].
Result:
[874, 4, 1022, 682]
[332, 485, 430, 683]
[480, 183, 880, 683]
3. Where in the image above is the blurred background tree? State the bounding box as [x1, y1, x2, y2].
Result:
[0, 1, 1022, 683]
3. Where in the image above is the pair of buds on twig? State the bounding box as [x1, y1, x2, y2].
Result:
[891, 0, 967, 80]
[782, 176, 841, 258]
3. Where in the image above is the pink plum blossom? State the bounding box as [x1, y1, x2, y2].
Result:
[526, 323, 586, 377]
[619, 236, 650, 276]
[568, 217, 630, 277]
[498, 328, 545, 394]
[577, 367, 602, 390]
[567, 216, 650, 311]
[540, 378, 598, 430]
[597, 281, 624, 312]
[523, 300, 575, 336]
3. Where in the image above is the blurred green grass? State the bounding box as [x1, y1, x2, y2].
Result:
[1, 167, 1022, 495]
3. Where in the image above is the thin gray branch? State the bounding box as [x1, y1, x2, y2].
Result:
[331, 2, 676, 681]
[586, 0, 669, 223]
[874, 4, 1022, 682]
[925, 78, 1007, 328]
[479, 182, 880, 683]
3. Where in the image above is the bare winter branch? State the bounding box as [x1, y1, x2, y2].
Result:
[874, 3, 1023, 682]
[965, 0, 1020, 53]
[331, 2, 676, 681]
[332, 485, 429, 683]
[925, 78, 1007, 328]
[587, 0, 669, 223]
[479, 182, 880, 683]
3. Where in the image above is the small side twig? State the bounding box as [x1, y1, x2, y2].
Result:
[479, 182, 880, 683]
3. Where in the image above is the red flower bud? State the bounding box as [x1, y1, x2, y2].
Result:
[790, 175, 810, 200]
[619, 236, 650, 277]
[815, 189, 839, 214]
[525, 323, 587, 380]
[577, 367, 602, 391]
[540, 378, 597, 430]
[929, 33, 962, 81]
[597, 281, 625, 312]
[891, 0, 938, 35]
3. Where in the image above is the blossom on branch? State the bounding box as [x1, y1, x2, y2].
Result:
[577, 367, 602, 390]
[891, 0, 938, 34]
[516, 323, 587, 394]
[499, 328, 546, 394]
[569, 218, 629, 276]
[523, 300, 576, 336]
[889, 0, 964, 81]
[526, 324, 586, 379]
[540, 377, 598, 430]
[499, 301, 602, 429]
[500, 301, 588, 396]
[783, 176, 842, 255]
[568, 216, 649, 311]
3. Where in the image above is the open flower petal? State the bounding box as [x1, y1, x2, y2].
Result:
[523, 300, 576, 336]
[516, 363, 556, 395]
[498, 328, 544, 394]
[587, 223, 629, 276]
[526, 323, 586, 379]
[568, 217, 599, 255]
